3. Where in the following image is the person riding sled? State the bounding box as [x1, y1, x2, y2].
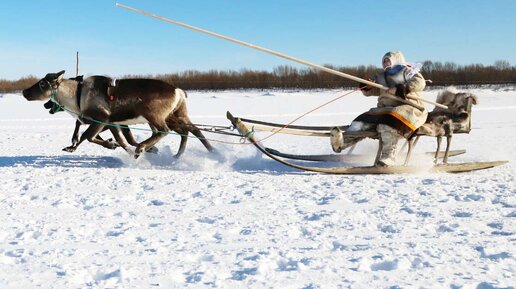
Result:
[330, 51, 428, 166]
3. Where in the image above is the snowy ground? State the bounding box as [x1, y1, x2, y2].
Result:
[0, 87, 514, 289]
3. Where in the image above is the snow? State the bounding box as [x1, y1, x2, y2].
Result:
[0, 88, 515, 288]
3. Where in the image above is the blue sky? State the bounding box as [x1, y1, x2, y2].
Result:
[2, 0, 515, 80]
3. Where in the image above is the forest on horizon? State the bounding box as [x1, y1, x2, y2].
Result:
[2, 60, 515, 93]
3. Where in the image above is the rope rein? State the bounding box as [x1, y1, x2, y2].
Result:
[48, 83, 358, 146]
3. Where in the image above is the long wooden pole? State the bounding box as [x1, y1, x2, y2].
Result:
[115, 3, 445, 109]
[76, 51, 79, 77]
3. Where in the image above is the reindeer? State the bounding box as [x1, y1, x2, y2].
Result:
[41, 76, 158, 153]
[404, 87, 478, 164]
[23, 70, 214, 158]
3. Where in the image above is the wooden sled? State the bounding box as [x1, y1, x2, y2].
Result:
[227, 112, 507, 174]
[238, 114, 462, 164]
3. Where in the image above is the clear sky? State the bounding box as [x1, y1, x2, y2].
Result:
[2, 0, 515, 80]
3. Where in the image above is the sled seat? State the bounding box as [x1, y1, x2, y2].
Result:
[403, 96, 475, 165]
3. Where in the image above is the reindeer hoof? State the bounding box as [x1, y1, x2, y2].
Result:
[62, 146, 76, 153]
[106, 139, 120, 150]
[134, 146, 145, 159]
[146, 146, 159, 154]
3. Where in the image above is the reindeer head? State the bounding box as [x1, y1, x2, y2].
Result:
[22, 70, 65, 101]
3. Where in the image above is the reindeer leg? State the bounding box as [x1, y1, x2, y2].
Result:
[134, 121, 169, 159]
[174, 116, 214, 153]
[121, 127, 138, 146]
[173, 124, 213, 158]
[85, 125, 118, 150]
[107, 127, 129, 151]
[443, 135, 452, 164]
[63, 124, 114, 152]
[70, 120, 110, 146]
[121, 127, 158, 154]
[71, 120, 81, 147]
[434, 136, 442, 164]
[174, 129, 188, 158]
[189, 127, 214, 153]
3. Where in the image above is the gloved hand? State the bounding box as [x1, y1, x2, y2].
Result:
[359, 82, 372, 92]
[395, 84, 408, 99]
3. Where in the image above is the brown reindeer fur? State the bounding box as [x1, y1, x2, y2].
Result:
[23, 71, 214, 158]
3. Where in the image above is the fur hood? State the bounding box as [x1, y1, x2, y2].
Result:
[382, 51, 406, 67]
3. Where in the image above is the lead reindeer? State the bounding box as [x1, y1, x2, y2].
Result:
[23, 70, 214, 158]
[41, 76, 157, 153]
[404, 87, 478, 164]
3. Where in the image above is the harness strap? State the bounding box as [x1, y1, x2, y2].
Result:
[107, 79, 118, 102]
[76, 81, 83, 109]
[68, 75, 84, 109]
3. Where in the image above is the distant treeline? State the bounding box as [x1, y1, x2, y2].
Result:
[0, 76, 39, 93]
[2, 60, 515, 93]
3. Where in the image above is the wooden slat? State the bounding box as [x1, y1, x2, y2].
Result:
[240, 117, 347, 131]
[245, 123, 378, 138]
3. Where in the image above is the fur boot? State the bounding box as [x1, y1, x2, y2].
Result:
[377, 124, 402, 166]
[330, 121, 374, 153]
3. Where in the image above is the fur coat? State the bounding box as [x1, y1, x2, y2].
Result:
[358, 52, 428, 137]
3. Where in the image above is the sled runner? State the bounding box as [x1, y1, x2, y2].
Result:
[227, 112, 507, 174]
[264, 147, 466, 163]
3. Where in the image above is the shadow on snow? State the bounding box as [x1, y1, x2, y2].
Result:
[0, 148, 355, 175]
[0, 155, 125, 168]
